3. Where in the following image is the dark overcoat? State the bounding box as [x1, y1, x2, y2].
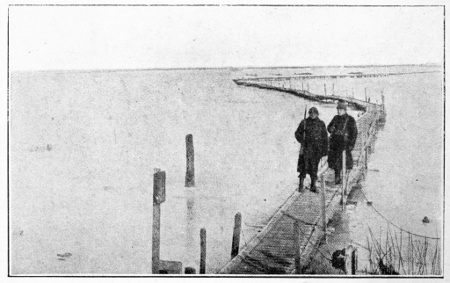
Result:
[295, 117, 328, 176]
[327, 113, 358, 171]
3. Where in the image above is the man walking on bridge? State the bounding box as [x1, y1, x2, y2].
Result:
[327, 101, 358, 185]
[295, 107, 328, 193]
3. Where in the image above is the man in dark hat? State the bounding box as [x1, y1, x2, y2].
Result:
[295, 107, 328, 192]
[327, 101, 358, 185]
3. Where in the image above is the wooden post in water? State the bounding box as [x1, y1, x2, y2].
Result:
[352, 248, 358, 274]
[231, 212, 242, 259]
[185, 134, 195, 187]
[200, 228, 206, 274]
[294, 219, 301, 274]
[364, 87, 367, 102]
[332, 83, 335, 96]
[344, 245, 357, 274]
[307, 83, 310, 92]
[320, 175, 327, 243]
[152, 170, 166, 274]
[185, 267, 196, 274]
[324, 83, 327, 96]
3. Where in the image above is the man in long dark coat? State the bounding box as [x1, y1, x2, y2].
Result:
[327, 101, 358, 185]
[295, 107, 328, 192]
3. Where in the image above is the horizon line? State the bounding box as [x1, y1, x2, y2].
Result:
[10, 63, 441, 73]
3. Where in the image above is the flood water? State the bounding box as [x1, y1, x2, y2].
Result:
[321, 70, 443, 275]
[9, 65, 442, 274]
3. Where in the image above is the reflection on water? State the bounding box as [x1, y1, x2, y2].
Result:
[185, 191, 197, 270]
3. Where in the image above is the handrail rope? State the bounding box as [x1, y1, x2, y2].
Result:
[240, 228, 249, 246]
[296, 224, 333, 262]
[282, 211, 326, 230]
[350, 240, 370, 251]
[358, 188, 440, 240]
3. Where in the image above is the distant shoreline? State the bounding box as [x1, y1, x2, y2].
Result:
[10, 63, 441, 74]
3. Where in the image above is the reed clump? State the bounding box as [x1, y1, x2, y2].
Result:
[365, 226, 441, 275]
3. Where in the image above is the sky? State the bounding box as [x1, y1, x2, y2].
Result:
[8, 5, 444, 70]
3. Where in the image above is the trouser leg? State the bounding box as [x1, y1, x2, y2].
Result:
[346, 150, 353, 170]
[310, 175, 318, 193]
[310, 159, 319, 193]
[298, 173, 305, 192]
[335, 169, 341, 185]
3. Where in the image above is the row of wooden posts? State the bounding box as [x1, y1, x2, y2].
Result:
[276, 80, 386, 105]
[151, 175, 243, 274]
[151, 134, 244, 274]
[245, 71, 434, 83]
[151, 134, 195, 274]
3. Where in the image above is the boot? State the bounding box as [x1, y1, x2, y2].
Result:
[298, 177, 304, 192]
[335, 170, 341, 185]
[310, 177, 318, 193]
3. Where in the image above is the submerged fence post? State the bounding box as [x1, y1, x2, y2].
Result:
[200, 228, 206, 274]
[365, 87, 367, 102]
[152, 170, 166, 274]
[294, 219, 301, 274]
[185, 267, 196, 274]
[324, 83, 327, 96]
[332, 83, 335, 96]
[231, 212, 242, 259]
[345, 245, 357, 275]
[352, 248, 358, 274]
[320, 175, 327, 243]
[185, 134, 195, 187]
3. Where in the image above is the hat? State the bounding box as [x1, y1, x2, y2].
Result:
[337, 101, 347, 110]
[308, 107, 319, 115]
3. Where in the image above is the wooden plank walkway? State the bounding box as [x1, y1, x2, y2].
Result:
[218, 79, 385, 274]
[237, 70, 439, 81]
[233, 79, 382, 111]
[219, 178, 341, 274]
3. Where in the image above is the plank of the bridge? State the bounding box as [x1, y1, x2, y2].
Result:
[228, 215, 300, 273]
